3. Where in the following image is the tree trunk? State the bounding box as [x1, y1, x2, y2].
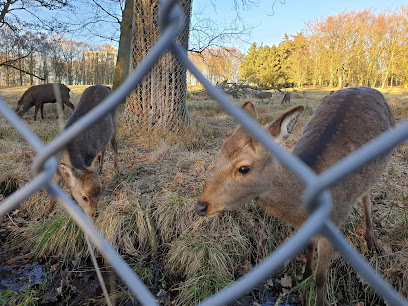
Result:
[42, 50, 49, 83]
[95, 55, 99, 84]
[18, 51, 23, 86]
[112, 0, 133, 90]
[68, 56, 73, 85]
[126, 0, 192, 132]
[29, 52, 34, 85]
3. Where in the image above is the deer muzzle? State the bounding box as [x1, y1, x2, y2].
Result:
[194, 201, 209, 216]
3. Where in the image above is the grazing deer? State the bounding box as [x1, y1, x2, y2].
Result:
[47, 85, 118, 218]
[281, 91, 291, 104]
[254, 91, 273, 102]
[195, 87, 395, 305]
[15, 83, 75, 120]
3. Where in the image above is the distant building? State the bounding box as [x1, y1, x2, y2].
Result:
[81, 45, 118, 85]
[82, 45, 118, 65]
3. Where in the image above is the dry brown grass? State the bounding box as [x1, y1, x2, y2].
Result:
[1, 85, 407, 305]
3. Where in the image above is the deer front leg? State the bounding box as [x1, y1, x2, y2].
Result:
[40, 103, 45, 119]
[315, 237, 334, 306]
[34, 104, 40, 121]
[45, 171, 64, 215]
[304, 240, 316, 279]
[64, 100, 75, 111]
[111, 135, 119, 173]
[362, 194, 381, 255]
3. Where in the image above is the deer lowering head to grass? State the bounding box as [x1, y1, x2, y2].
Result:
[15, 83, 75, 120]
[195, 87, 395, 305]
[47, 85, 119, 218]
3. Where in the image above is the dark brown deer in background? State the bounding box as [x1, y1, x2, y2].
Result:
[281, 91, 291, 104]
[254, 91, 273, 102]
[47, 85, 118, 218]
[195, 87, 395, 305]
[15, 83, 75, 120]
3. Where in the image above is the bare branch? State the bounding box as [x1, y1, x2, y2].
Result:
[1, 0, 70, 32]
[266, 0, 286, 17]
[0, 52, 32, 66]
[0, 0, 14, 25]
[1, 62, 45, 81]
[19, 7, 55, 30]
[91, 0, 121, 24]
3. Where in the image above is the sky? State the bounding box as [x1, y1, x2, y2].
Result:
[191, 0, 408, 53]
[6, 0, 408, 53]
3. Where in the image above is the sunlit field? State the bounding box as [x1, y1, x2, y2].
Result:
[0, 85, 407, 305]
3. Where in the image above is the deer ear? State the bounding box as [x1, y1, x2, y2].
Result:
[266, 105, 304, 144]
[89, 154, 102, 173]
[59, 162, 81, 186]
[241, 101, 257, 119]
[59, 163, 72, 176]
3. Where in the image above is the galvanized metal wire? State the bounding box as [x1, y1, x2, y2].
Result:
[0, 1, 407, 305]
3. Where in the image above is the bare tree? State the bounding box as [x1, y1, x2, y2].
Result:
[62, 0, 124, 44]
[0, 28, 48, 84]
[125, 0, 264, 132]
[0, 0, 69, 81]
[188, 10, 253, 54]
[1, 0, 69, 32]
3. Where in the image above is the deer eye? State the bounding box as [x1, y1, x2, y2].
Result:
[238, 166, 251, 174]
[82, 196, 89, 201]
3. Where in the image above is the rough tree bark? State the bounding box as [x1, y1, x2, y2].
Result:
[112, 0, 134, 91]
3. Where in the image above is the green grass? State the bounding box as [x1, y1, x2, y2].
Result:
[132, 263, 155, 287]
[173, 274, 232, 306]
[0, 277, 51, 306]
[276, 277, 316, 306]
[14, 215, 85, 265]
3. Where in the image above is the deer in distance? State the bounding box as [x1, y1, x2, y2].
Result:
[15, 83, 75, 120]
[195, 87, 395, 305]
[281, 91, 291, 104]
[47, 85, 118, 218]
[254, 91, 273, 102]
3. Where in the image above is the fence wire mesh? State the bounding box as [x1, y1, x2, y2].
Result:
[0, 0, 407, 305]
[126, 0, 192, 132]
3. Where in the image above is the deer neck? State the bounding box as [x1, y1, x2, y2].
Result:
[256, 159, 308, 228]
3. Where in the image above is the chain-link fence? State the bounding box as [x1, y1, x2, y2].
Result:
[0, 0, 407, 305]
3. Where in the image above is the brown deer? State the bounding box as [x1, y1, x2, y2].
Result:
[254, 91, 273, 102]
[281, 91, 291, 104]
[15, 83, 75, 120]
[47, 85, 118, 218]
[195, 87, 395, 305]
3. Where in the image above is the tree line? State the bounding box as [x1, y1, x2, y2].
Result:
[240, 7, 408, 88]
[188, 48, 243, 86]
[0, 27, 117, 87]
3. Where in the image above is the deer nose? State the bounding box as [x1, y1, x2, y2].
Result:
[194, 201, 208, 216]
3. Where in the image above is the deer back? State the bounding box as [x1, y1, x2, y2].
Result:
[294, 87, 394, 170]
[66, 85, 116, 170]
[292, 87, 394, 222]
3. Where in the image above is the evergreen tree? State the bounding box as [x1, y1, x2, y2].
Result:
[240, 42, 258, 84]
